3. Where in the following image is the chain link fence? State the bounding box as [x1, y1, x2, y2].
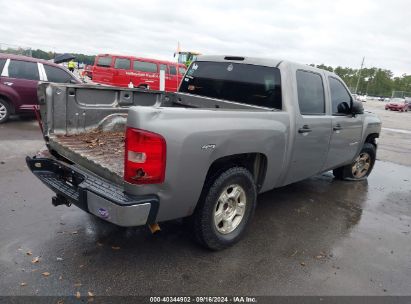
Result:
[0, 43, 32, 57]
[391, 91, 411, 98]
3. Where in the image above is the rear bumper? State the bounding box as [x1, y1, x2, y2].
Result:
[26, 157, 159, 227]
[386, 106, 405, 110]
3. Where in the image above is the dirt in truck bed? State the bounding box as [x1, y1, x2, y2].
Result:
[54, 130, 125, 177]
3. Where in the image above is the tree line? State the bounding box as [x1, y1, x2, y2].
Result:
[0, 47, 96, 65]
[311, 64, 411, 98]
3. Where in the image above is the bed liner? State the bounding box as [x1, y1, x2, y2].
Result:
[49, 130, 125, 185]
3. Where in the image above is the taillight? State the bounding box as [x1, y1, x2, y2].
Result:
[124, 127, 166, 184]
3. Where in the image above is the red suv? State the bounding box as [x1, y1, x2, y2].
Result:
[0, 54, 81, 123]
[92, 54, 186, 91]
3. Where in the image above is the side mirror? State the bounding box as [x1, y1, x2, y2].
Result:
[337, 102, 350, 114]
[351, 100, 364, 115]
[69, 79, 78, 84]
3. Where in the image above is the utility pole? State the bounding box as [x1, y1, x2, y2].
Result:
[355, 57, 365, 94]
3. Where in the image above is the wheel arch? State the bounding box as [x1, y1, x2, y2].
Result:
[204, 153, 268, 192]
[364, 133, 379, 148]
[137, 83, 149, 89]
[0, 94, 15, 114]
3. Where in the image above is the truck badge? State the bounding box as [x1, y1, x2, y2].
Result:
[98, 208, 109, 219]
[202, 144, 216, 150]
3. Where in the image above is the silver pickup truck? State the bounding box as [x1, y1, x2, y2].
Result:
[27, 56, 381, 250]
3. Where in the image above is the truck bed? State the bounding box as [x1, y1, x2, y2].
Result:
[39, 83, 273, 186]
[50, 130, 125, 184]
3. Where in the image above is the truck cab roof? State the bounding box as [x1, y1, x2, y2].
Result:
[196, 55, 339, 79]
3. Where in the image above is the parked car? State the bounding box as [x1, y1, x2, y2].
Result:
[91, 54, 186, 91]
[27, 56, 381, 250]
[357, 95, 368, 102]
[351, 93, 359, 101]
[385, 98, 409, 112]
[0, 54, 82, 123]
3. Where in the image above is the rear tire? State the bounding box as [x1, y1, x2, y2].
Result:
[333, 143, 376, 180]
[0, 98, 11, 124]
[190, 167, 257, 250]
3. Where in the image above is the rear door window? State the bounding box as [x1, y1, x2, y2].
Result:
[178, 67, 186, 75]
[296, 70, 325, 115]
[114, 58, 130, 70]
[329, 77, 352, 114]
[96, 56, 112, 67]
[159, 64, 168, 74]
[0, 59, 6, 75]
[169, 65, 177, 75]
[179, 61, 282, 109]
[133, 61, 157, 73]
[8, 60, 39, 80]
[44, 64, 73, 83]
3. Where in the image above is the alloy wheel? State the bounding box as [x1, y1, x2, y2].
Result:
[214, 184, 247, 234]
[352, 153, 371, 178]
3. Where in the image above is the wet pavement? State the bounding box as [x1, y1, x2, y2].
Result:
[0, 114, 410, 296]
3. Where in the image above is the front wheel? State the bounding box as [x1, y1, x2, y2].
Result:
[190, 167, 257, 250]
[333, 143, 376, 180]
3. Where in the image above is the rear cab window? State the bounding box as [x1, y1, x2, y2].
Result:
[96, 56, 112, 67]
[114, 58, 131, 70]
[179, 61, 282, 110]
[8, 60, 39, 80]
[296, 70, 325, 115]
[44, 64, 74, 83]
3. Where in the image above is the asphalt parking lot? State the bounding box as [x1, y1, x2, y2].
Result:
[0, 101, 410, 297]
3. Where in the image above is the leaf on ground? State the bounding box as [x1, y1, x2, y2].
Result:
[20, 282, 27, 287]
[79, 264, 84, 268]
[97, 242, 103, 247]
[26, 251, 32, 256]
[59, 275, 63, 280]
[31, 256, 40, 264]
[57, 300, 64, 304]
[56, 257, 63, 261]
[74, 283, 82, 287]
[111, 246, 120, 250]
[300, 262, 306, 266]
[88, 291, 94, 297]
[71, 231, 78, 235]
[76, 291, 81, 299]
[41, 272, 50, 276]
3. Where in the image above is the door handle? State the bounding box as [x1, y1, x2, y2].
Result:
[333, 124, 343, 131]
[298, 125, 312, 133]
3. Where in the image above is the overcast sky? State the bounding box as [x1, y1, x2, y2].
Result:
[0, 0, 409, 75]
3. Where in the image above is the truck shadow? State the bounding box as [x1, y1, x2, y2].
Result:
[32, 171, 369, 294]
[88, 171, 367, 249]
